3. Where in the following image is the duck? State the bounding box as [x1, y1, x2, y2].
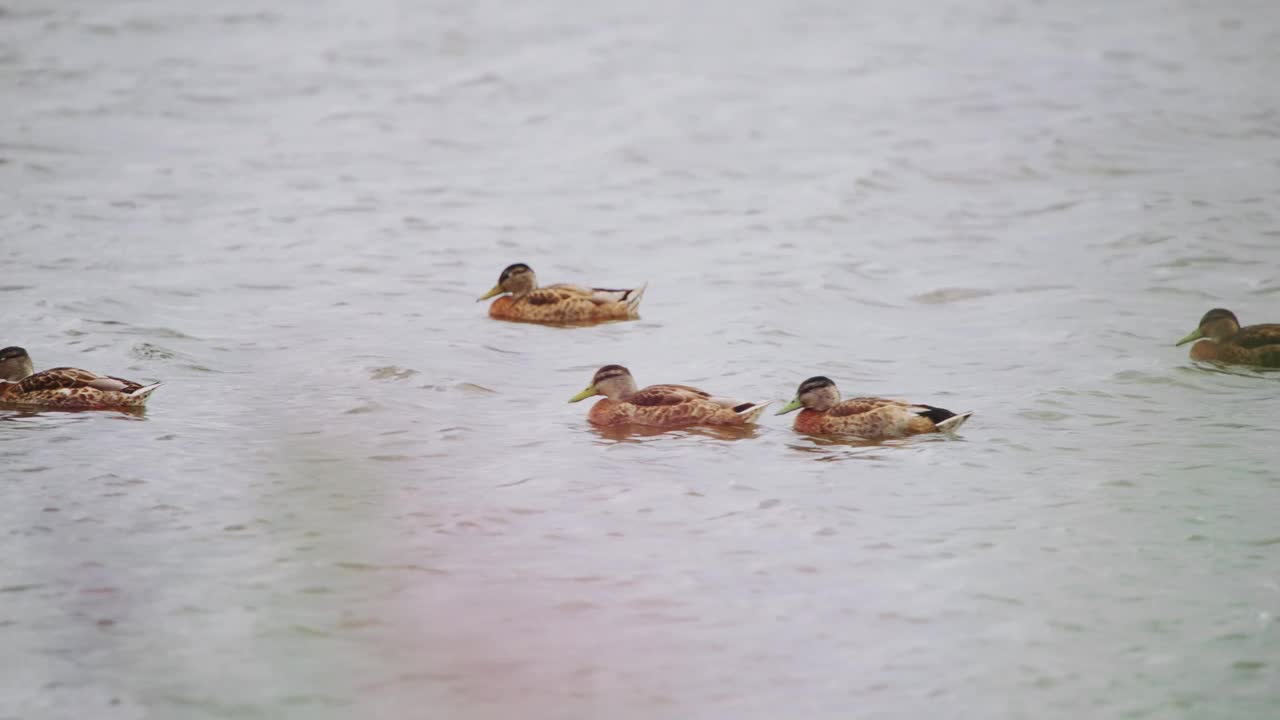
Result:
[775, 376, 971, 439]
[1176, 308, 1280, 367]
[477, 263, 645, 324]
[0, 346, 161, 410]
[568, 364, 769, 427]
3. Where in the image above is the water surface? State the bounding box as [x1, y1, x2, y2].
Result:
[2, 0, 1279, 717]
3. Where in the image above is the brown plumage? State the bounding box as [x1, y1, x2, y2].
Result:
[776, 376, 972, 439]
[0, 346, 161, 410]
[478, 263, 645, 324]
[568, 365, 768, 428]
[1176, 308, 1280, 367]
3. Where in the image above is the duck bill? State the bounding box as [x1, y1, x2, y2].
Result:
[476, 285, 504, 302]
[1175, 328, 1203, 346]
[775, 398, 802, 415]
[568, 385, 599, 403]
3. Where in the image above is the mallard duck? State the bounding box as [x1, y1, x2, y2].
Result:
[568, 364, 769, 427]
[1176, 308, 1280, 367]
[0, 346, 161, 410]
[477, 263, 645, 324]
[776, 376, 971, 439]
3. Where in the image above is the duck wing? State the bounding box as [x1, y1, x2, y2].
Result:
[828, 397, 906, 417]
[544, 283, 644, 306]
[17, 367, 145, 394]
[628, 384, 711, 406]
[524, 287, 588, 305]
[1230, 324, 1280, 349]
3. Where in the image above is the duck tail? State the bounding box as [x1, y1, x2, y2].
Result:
[587, 283, 646, 314]
[624, 282, 647, 313]
[129, 382, 163, 402]
[731, 400, 772, 424]
[935, 411, 973, 434]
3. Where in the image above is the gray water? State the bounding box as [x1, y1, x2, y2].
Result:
[2, 0, 1279, 718]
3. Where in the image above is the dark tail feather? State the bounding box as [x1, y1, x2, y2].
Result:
[732, 402, 755, 413]
[915, 405, 956, 424]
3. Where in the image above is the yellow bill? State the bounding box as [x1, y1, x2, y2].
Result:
[476, 285, 504, 302]
[1175, 328, 1202, 346]
[568, 385, 599, 403]
[775, 397, 802, 415]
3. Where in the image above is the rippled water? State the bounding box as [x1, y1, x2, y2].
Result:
[3, 0, 1280, 717]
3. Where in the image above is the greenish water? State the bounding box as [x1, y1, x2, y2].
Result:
[2, 0, 1279, 718]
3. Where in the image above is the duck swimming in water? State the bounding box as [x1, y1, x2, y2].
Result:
[0, 346, 161, 410]
[775, 376, 971, 439]
[1176, 308, 1280, 368]
[568, 364, 768, 427]
[477, 263, 645, 324]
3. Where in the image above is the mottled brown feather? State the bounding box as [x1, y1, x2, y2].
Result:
[0, 367, 157, 410]
[489, 294, 638, 324]
[584, 381, 758, 427]
[587, 398, 757, 427]
[17, 367, 145, 394]
[827, 396, 909, 417]
[627, 385, 711, 406]
[1190, 340, 1280, 367]
[524, 288, 572, 306]
[791, 398, 957, 439]
[1225, 324, 1280, 350]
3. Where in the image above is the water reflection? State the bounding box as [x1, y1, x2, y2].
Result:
[0, 406, 147, 424]
[786, 432, 961, 462]
[486, 317, 641, 329]
[1181, 361, 1280, 380]
[589, 423, 763, 444]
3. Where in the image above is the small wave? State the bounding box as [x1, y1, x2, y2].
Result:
[912, 287, 993, 304]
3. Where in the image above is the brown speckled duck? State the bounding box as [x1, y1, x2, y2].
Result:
[1176, 308, 1280, 367]
[0, 346, 161, 410]
[775, 376, 971, 439]
[477, 263, 645, 324]
[568, 365, 768, 427]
